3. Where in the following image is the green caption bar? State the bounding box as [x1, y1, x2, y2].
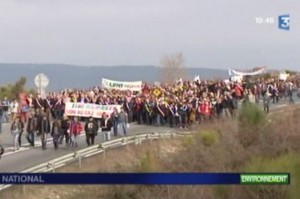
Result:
[240, 173, 290, 185]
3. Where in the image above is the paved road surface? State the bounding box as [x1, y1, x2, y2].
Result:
[0, 97, 298, 173]
[0, 124, 176, 172]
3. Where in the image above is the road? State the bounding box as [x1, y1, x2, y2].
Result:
[0, 97, 299, 173]
[0, 123, 178, 172]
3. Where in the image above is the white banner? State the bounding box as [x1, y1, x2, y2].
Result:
[64, 102, 121, 118]
[101, 78, 142, 92]
[279, 73, 289, 81]
[228, 67, 267, 76]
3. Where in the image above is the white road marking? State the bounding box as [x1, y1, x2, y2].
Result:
[2, 133, 86, 156]
[276, 104, 287, 108]
[2, 147, 30, 156]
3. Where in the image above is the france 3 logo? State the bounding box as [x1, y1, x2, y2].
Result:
[278, 14, 290, 31]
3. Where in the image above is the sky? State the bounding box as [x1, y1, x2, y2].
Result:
[0, 0, 299, 70]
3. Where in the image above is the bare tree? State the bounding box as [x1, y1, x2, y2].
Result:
[160, 52, 187, 84]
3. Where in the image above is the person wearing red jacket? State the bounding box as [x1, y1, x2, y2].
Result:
[234, 83, 244, 100]
[69, 117, 82, 148]
[200, 98, 212, 121]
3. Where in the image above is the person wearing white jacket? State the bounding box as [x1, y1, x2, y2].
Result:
[10, 99, 19, 121]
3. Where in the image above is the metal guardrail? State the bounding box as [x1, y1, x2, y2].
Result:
[0, 131, 192, 191]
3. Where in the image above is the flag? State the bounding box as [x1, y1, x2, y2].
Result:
[194, 75, 200, 82]
[176, 78, 183, 85]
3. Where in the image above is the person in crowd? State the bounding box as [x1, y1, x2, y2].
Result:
[44, 95, 53, 120]
[53, 96, 64, 119]
[0, 144, 4, 159]
[51, 119, 62, 150]
[0, 105, 3, 134]
[26, 112, 37, 147]
[222, 95, 232, 118]
[27, 94, 35, 112]
[178, 100, 188, 129]
[10, 99, 19, 121]
[168, 102, 176, 127]
[100, 112, 112, 141]
[39, 114, 51, 150]
[110, 107, 119, 137]
[287, 81, 294, 104]
[118, 107, 128, 136]
[11, 117, 22, 151]
[123, 97, 134, 123]
[60, 115, 70, 146]
[200, 97, 212, 122]
[215, 97, 223, 119]
[1, 97, 10, 123]
[156, 99, 165, 126]
[18, 117, 25, 147]
[34, 94, 45, 112]
[144, 98, 153, 125]
[84, 116, 98, 146]
[187, 102, 195, 125]
[134, 97, 143, 124]
[69, 117, 82, 148]
[19, 94, 29, 123]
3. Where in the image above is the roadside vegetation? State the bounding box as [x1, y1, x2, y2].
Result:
[0, 77, 35, 100]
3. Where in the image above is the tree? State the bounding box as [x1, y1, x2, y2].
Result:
[0, 77, 29, 100]
[159, 52, 187, 84]
[11, 77, 27, 98]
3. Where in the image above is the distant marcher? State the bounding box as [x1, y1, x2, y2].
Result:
[2, 97, 10, 123]
[11, 117, 22, 151]
[69, 117, 82, 148]
[53, 97, 64, 119]
[118, 107, 128, 136]
[34, 94, 45, 111]
[84, 116, 98, 146]
[60, 115, 70, 146]
[26, 112, 37, 147]
[39, 115, 51, 150]
[19, 93, 29, 123]
[0, 144, 4, 159]
[18, 118, 25, 147]
[110, 108, 119, 137]
[288, 82, 294, 104]
[263, 92, 271, 114]
[0, 106, 3, 134]
[100, 112, 112, 141]
[10, 99, 19, 121]
[51, 120, 62, 150]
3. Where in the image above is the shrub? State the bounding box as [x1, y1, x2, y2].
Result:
[181, 136, 195, 148]
[238, 102, 266, 128]
[0, 77, 36, 100]
[238, 152, 300, 199]
[237, 103, 268, 148]
[199, 130, 219, 147]
[139, 151, 160, 172]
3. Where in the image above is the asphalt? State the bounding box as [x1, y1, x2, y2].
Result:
[0, 123, 178, 172]
[0, 96, 299, 173]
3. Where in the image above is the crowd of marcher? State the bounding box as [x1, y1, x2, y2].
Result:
[0, 75, 299, 152]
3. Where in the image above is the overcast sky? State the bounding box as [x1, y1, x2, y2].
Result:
[0, 0, 299, 70]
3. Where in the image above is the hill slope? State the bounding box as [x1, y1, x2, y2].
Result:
[0, 63, 228, 91]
